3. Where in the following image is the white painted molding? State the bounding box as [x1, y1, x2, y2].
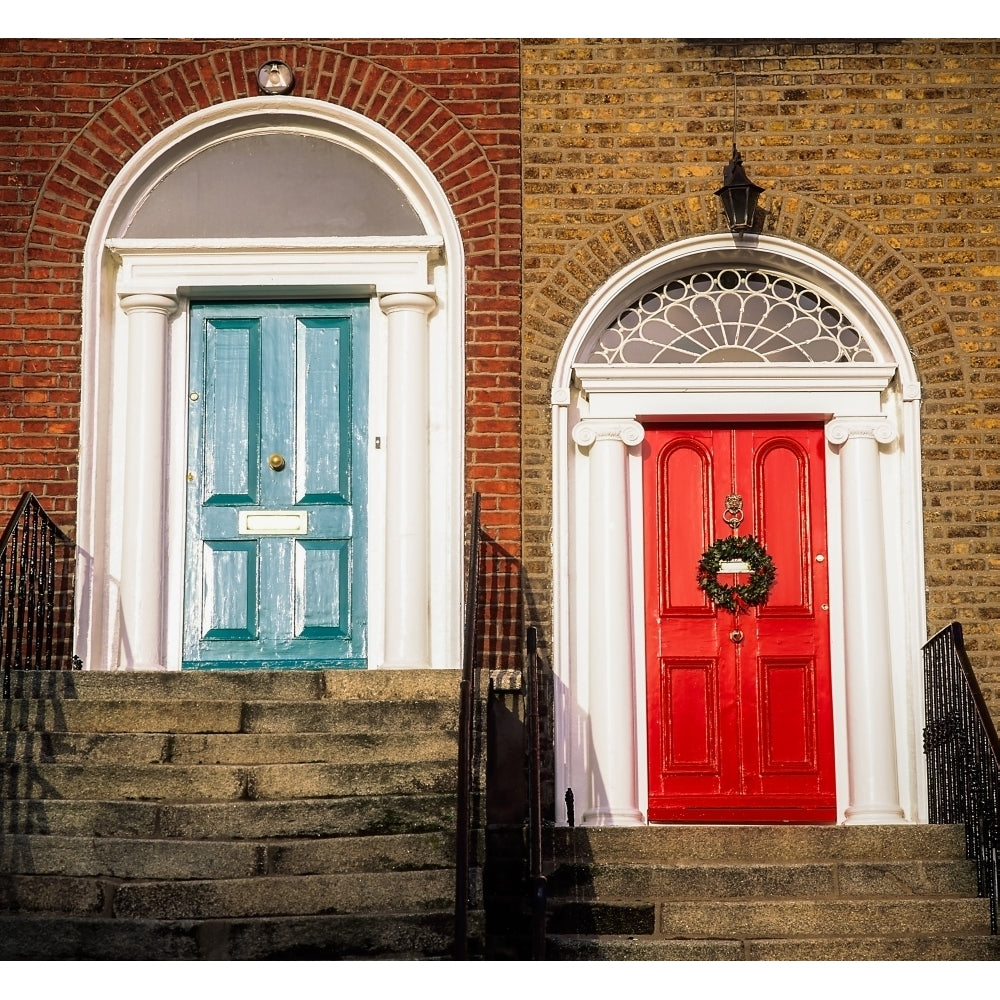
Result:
[574, 418, 645, 826]
[379, 292, 438, 669]
[576, 363, 897, 397]
[77, 99, 465, 674]
[551, 238, 929, 827]
[109, 240, 442, 297]
[117, 293, 178, 671]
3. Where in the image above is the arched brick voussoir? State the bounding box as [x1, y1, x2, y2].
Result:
[764, 193, 961, 383]
[524, 191, 959, 417]
[28, 44, 504, 265]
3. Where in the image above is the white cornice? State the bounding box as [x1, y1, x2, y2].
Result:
[108, 241, 442, 297]
[573, 363, 897, 397]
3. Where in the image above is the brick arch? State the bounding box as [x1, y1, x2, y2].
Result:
[525, 191, 957, 406]
[521, 191, 960, 622]
[27, 42, 501, 267]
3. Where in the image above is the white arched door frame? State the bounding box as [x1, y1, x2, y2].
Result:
[552, 234, 927, 826]
[76, 98, 465, 673]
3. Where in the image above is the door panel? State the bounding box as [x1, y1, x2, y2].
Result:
[758, 656, 817, 770]
[184, 300, 368, 669]
[201, 540, 257, 640]
[203, 318, 260, 504]
[643, 424, 835, 822]
[660, 658, 719, 771]
[295, 316, 352, 503]
[659, 439, 713, 612]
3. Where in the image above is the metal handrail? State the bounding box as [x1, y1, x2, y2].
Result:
[526, 625, 547, 959]
[0, 492, 77, 698]
[923, 621, 1000, 933]
[455, 491, 483, 958]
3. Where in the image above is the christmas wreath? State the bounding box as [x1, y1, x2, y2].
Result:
[696, 534, 776, 614]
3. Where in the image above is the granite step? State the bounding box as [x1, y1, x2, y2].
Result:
[546, 824, 969, 864]
[0, 668, 473, 960]
[545, 933, 1000, 962]
[5, 668, 461, 702]
[2, 729, 457, 765]
[0, 910, 466, 960]
[546, 858, 977, 900]
[1, 830, 455, 880]
[0, 759, 456, 801]
[2, 794, 457, 838]
[2, 697, 458, 735]
[541, 824, 997, 962]
[3, 867, 455, 920]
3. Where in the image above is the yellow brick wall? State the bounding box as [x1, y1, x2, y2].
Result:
[520, 39, 1000, 701]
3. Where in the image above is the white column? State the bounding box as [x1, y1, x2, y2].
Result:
[827, 416, 904, 823]
[118, 293, 177, 670]
[379, 292, 437, 669]
[572, 418, 645, 825]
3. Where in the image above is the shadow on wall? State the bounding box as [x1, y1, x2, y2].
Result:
[477, 531, 556, 827]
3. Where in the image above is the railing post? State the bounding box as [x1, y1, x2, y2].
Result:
[455, 491, 482, 959]
[526, 625, 547, 960]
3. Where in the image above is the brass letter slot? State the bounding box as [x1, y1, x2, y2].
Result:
[238, 510, 308, 535]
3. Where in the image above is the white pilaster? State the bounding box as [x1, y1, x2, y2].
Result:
[826, 416, 905, 823]
[573, 418, 646, 825]
[118, 293, 177, 670]
[379, 292, 437, 668]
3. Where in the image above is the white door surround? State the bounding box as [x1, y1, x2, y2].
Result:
[76, 98, 465, 673]
[552, 234, 927, 826]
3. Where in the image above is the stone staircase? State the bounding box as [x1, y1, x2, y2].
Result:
[543, 825, 1000, 961]
[0, 668, 480, 960]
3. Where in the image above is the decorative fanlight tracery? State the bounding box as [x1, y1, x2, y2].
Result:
[587, 268, 876, 366]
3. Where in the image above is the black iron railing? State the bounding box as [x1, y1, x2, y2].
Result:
[923, 621, 1000, 933]
[455, 491, 483, 959]
[526, 625, 547, 960]
[0, 492, 77, 699]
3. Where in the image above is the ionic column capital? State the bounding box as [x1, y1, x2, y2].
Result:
[119, 293, 178, 318]
[572, 418, 645, 450]
[378, 291, 437, 317]
[826, 416, 897, 447]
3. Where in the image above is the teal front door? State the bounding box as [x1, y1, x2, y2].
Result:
[183, 300, 368, 669]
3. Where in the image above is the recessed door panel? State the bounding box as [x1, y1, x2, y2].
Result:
[661, 657, 720, 772]
[203, 319, 261, 504]
[295, 539, 350, 638]
[201, 540, 258, 640]
[757, 439, 811, 612]
[296, 317, 352, 504]
[643, 423, 835, 822]
[758, 656, 818, 771]
[660, 441, 713, 613]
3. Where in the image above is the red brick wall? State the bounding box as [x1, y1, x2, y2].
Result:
[0, 39, 523, 572]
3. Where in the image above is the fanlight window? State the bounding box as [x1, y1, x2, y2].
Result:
[588, 268, 875, 365]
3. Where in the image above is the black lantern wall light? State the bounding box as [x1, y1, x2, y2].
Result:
[715, 75, 764, 236]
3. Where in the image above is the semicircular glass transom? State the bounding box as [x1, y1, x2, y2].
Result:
[587, 268, 876, 365]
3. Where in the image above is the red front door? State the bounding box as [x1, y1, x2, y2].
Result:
[643, 424, 836, 823]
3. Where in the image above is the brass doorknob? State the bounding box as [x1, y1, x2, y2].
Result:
[268, 453, 286, 472]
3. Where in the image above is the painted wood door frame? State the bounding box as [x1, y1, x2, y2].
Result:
[76, 99, 466, 677]
[551, 234, 927, 827]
